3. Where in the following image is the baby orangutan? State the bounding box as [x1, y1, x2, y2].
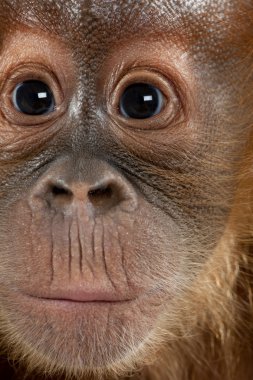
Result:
[0, 0, 253, 379]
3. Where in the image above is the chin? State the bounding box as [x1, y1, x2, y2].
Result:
[1, 286, 168, 378]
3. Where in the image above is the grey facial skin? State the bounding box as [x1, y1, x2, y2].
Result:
[0, 1, 253, 379]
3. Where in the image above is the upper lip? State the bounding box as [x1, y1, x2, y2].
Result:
[27, 288, 135, 303]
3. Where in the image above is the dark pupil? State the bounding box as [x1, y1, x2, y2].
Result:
[13, 80, 55, 116]
[120, 83, 162, 119]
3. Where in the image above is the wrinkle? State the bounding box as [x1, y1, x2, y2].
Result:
[49, 211, 55, 284]
[102, 217, 117, 290]
[117, 225, 131, 289]
[51, 210, 65, 284]
[92, 217, 96, 262]
[106, 213, 132, 289]
[27, 202, 35, 266]
[68, 216, 72, 281]
[77, 206, 95, 278]
[77, 214, 83, 276]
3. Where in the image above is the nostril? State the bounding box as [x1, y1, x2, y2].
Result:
[88, 184, 113, 205]
[51, 185, 72, 197]
[87, 181, 125, 213]
[50, 183, 73, 204]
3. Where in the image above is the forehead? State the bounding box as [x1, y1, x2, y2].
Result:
[1, 0, 239, 35]
[0, 0, 248, 69]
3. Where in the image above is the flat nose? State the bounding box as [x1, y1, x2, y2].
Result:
[31, 161, 138, 215]
[47, 177, 126, 213]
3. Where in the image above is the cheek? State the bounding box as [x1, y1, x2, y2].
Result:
[0, 195, 185, 372]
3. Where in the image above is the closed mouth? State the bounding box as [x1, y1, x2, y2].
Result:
[26, 289, 136, 303]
